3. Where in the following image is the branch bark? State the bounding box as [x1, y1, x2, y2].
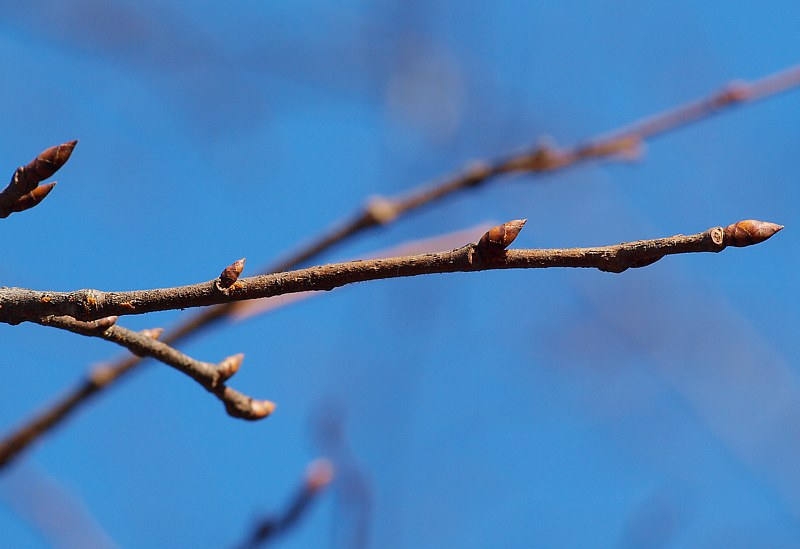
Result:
[35, 316, 274, 420]
[0, 220, 782, 325]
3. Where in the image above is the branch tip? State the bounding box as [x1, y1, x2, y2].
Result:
[723, 219, 783, 247]
[248, 399, 276, 419]
[217, 353, 244, 381]
[218, 258, 246, 289]
[24, 140, 78, 184]
[306, 458, 335, 492]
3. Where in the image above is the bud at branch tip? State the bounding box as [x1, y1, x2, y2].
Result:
[723, 219, 783, 247]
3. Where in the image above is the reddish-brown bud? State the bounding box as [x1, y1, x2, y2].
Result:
[23, 140, 78, 185]
[217, 353, 244, 382]
[478, 219, 527, 255]
[723, 219, 783, 247]
[218, 258, 245, 289]
[10, 182, 56, 213]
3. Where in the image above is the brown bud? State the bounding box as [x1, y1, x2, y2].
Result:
[218, 258, 245, 289]
[217, 353, 244, 382]
[10, 182, 56, 213]
[478, 219, 527, 255]
[723, 220, 783, 247]
[139, 327, 164, 340]
[23, 140, 78, 185]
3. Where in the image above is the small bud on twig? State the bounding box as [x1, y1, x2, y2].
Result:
[217, 353, 244, 382]
[139, 327, 164, 340]
[477, 219, 527, 256]
[217, 258, 245, 290]
[723, 219, 783, 247]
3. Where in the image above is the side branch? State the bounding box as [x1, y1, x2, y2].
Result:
[35, 316, 274, 421]
[0, 220, 781, 324]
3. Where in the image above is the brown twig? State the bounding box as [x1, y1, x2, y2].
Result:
[0, 220, 782, 325]
[0, 65, 797, 468]
[34, 316, 274, 421]
[233, 459, 335, 548]
[0, 141, 76, 218]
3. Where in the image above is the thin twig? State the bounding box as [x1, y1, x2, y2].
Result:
[0, 65, 797, 468]
[34, 316, 273, 420]
[233, 459, 334, 549]
[0, 220, 782, 325]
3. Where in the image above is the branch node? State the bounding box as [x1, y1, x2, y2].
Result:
[363, 196, 399, 225]
[477, 219, 527, 259]
[216, 258, 246, 290]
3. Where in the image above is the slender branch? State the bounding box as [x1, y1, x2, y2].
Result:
[233, 459, 334, 549]
[34, 316, 274, 421]
[0, 220, 783, 325]
[0, 141, 76, 218]
[1, 64, 797, 468]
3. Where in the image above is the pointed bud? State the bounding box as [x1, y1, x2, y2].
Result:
[10, 182, 56, 213]
[478, 219, 527, 255]
[94, 316, 119, 331]
[139, 327, 164, 340]
[218, 258, 245, 289]
[218, 353, 244, 382]
[723, 220, 783, 247]
[24, 140, 78, 185]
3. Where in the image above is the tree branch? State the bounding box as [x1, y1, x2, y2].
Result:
[0, 65, 797, 468]
[0, 141, 76, 218]
[34, 315, 274, 421]
[0, 219, 782, 325]
[233, 459, 334, 548]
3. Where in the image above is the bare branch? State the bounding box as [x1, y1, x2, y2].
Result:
[0, 220, 783, 325]
[35, 316, 274, 421]
[1, 65, 797, 468]
[0, 141, 76, 218]
[234, 459, 335, 548]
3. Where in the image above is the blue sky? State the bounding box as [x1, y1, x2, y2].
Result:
[1, 2, 799, 548]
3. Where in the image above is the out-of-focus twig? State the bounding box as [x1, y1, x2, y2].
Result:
[0, 65, 797, 468]
[234, 459, 334, 549]
[0, 141, 76, 218]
